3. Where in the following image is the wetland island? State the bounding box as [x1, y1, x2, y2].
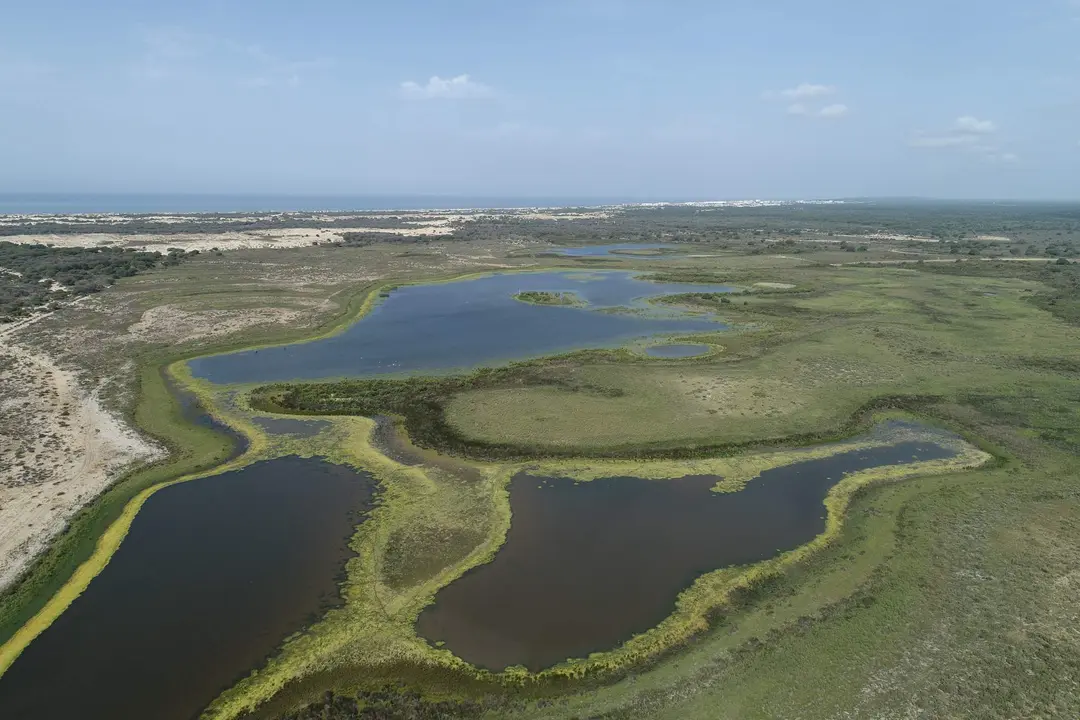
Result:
[1, 199, 1078, 720]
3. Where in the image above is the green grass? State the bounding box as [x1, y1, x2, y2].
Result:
[441, 267, 1075, 451]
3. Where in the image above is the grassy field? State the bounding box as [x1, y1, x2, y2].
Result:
[2, 221, 1079, 719]
[443, 266, 1073, 451]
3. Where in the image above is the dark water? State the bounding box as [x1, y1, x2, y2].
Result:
[554, 243, 677, 257]
[0, 457, 377, 720]
[416, 439, 955, 671]
[0, 194, 650, 214]
[189, 271, 731, 384]
[645, 343, 711, 358]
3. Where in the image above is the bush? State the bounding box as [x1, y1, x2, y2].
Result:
[0, 241, 191, 321]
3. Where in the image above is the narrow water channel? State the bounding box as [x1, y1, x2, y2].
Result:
[416, 438, 955, 671]
[0, 457, 377, 720]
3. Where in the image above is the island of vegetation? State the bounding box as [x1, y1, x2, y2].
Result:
[511, 290, 586, 307]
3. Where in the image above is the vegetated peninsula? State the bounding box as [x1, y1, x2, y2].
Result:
[0, 199, 1078, 720]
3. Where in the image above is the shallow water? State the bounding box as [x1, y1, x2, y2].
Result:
[645, 343, 711, 358]
[0, 457, 377, 720]
[553, 243, 677, 257]
[188, 271, 731, 384]
[416, 438, 955, 671]
[166, 373, 249, 457]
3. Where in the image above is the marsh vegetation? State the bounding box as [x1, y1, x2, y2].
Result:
[1, 202, 1079, 720]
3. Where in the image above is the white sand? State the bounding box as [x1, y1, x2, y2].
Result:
[0, 326, 163, 590]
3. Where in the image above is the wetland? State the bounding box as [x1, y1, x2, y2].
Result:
[3, 200, 1079, 720]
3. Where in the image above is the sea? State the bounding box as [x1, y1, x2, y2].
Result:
[0, 193, 655, 215]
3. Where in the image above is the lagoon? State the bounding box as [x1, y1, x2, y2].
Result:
[416, 432, 955, 671]
[0, 457, 377, 720]
[189, 271, 731, 384]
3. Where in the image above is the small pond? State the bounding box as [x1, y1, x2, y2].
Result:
[416, 434, 956, 671]
[189, 271, 731, 384]
[645, 343, 712, 358]
[0, 457, 378, 720]
[552, 243, 678, 257]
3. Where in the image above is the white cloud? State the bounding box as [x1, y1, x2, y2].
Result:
[953, 116, 996, 134]
[910, 116, 998, 148]
[910, 116, 1015, 162]
[400, 74, 493, 100]
[780, 82, 835, 99]
[767, 83, 846, 118]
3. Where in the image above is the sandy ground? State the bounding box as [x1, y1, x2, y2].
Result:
[0, 209, 617, 253]
[0, 335, 163, 591]
[0, 225, 457, 253]
[122, 293, 353, 345]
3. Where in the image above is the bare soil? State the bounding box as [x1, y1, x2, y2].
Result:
[0, 328, 162, 590]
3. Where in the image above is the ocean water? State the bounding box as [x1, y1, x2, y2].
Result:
[0, 193, 647, 215]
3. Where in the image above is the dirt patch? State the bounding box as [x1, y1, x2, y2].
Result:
[0, 340, 163, 591]
[125, 302, 328, 345]
[754, 282, 796, 290]
[0, 226, 455, 253]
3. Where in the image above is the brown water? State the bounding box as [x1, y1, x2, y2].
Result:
[416, 438, 954, 671]
[0, 457, 377, 720]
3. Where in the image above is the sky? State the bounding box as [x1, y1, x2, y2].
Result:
[1, 0, 1079, 200]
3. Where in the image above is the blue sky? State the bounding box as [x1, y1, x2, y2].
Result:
[1, 0, 1078, 199]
